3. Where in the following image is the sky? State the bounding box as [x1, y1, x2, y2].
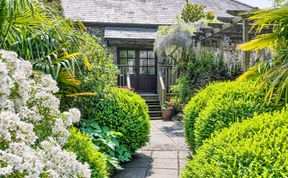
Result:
[237, 0, 274, 8]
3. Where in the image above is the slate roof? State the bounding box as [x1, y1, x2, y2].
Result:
[61, 0, 254, 26]
[104, 27, 157, 39]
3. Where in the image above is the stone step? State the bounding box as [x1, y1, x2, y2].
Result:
[146, 100, 160, 104]
[148, 105, 161, 109]
[149, 110, 161, 114]
[140, 94, 162, 120]
[150, 117, 163, 120]
[149, 106, 161, 111]
[149, 111, 162, 117]
[140, 93, 158, 101]
[139, 93, 158, 97]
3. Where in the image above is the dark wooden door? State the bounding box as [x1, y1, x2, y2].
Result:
[118, 49, 157, 92]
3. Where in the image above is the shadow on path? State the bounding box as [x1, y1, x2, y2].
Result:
[113, 120, 191, 178]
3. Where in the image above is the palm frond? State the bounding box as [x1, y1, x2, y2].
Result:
[239, 6, 288, 51]
[58, 69, 81, 88]
[259, 55, 288, 103]
[238, 5, 288, 104]
[65, 92, 97, 97]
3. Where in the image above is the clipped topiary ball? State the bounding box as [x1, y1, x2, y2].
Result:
[184, 80, 284, 151]
[182, 109, 288, 177]
[80, 87, 150, 153]
[193, 81, 283, 149]
[183, 81, 238, 150]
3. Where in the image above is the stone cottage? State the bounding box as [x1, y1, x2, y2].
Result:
[61, 0, 253, 93]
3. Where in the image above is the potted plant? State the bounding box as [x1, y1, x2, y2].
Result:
[161, 101, 174, 121]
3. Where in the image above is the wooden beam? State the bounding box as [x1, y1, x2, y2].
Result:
[226, 10, 250, 17]
[199, 27, 214, 33]
[217, 16, 242, 24]
[208, 23, 224, 28]
[242, 18, 251, 71]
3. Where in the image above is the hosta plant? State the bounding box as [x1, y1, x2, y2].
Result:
[0, 50, 91, 177]
[80, 122, 132, 170]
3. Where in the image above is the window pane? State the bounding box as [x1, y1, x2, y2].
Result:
[119, 66, 127, 74]
[140, 59, 147, 66]
[140, 51, 147, 58]
[147, 67, 155, 74]
[148, 51, 155, 58]
[120, 50, 127, 58]
[148, 59, 155, 66]
[128, 67, 135, 74]
[128, 58, 135, 66]
[128, 50, 135, 58]
[140, 67, 147, 74]
[120, 58, 127, 65]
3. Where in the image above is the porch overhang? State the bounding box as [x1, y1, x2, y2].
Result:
[104, 27, 157, 40]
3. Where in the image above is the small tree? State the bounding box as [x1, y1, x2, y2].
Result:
[181, 0, 215, 23]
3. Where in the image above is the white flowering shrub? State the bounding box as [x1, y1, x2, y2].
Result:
[0, 50, 91, 177]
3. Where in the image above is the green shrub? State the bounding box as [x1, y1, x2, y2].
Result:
[182, 109, 288, 177]
[81, 122, 132, 170]
[194, 81, 283, 149]
[183, 81, 236, 150]
[184, 80, 284, 150]
[64, 128, 108, 178]
[78, 87, 150, 153]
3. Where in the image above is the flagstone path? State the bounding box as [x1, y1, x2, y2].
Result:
[113, 120, 191, 178]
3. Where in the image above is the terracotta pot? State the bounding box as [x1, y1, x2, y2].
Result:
[161, 109, 173, 121]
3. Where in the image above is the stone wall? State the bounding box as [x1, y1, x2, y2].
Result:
[86, 25, 155, 64]
[86, 25, 105, 38]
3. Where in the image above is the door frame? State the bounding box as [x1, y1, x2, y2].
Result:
[117, 47, 157, 92]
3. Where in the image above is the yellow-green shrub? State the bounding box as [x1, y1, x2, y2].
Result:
[183, 81, 234, 150]
[79, 87, 150, 153]
[184, 80, 283, 150]
[64, 128, 108, 178]
[182, 109, 288, 177]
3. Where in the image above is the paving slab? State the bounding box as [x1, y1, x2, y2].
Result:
[133, 151, 153, 159]
[151, 158, 178, 169]
[113, 120, 188, 178]
[179, 159, 187, 169]
[123, 158, 151, 168]
[152, 151, 178, 159]
[112, 168, 147, 178]
[178, 151, 191, 159]
[146, 168, 179, 178]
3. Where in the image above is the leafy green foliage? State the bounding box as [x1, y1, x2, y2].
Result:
[184, 80, 284, 151]
[170, 76, 193, 104]
[74, 87, 150, 153]
[0, 0, 117, 92]
[170, 49, 242, 104]
[80, 121, 132, 170]
[182, 109, 288, 177]
[43, 0, 62, 14]
[64, 128, 108, 178]
[181, 1, 215, 23]
[183, 81, 234, 151]
[274, 0, 288, 7]
[238, 6, 288, 103]
[0, 0, 8, 36]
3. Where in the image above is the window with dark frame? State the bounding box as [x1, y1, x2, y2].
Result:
[119, 49, 156, 75]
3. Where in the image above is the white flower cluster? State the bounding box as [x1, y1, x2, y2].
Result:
[0, 50, 90, 178]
